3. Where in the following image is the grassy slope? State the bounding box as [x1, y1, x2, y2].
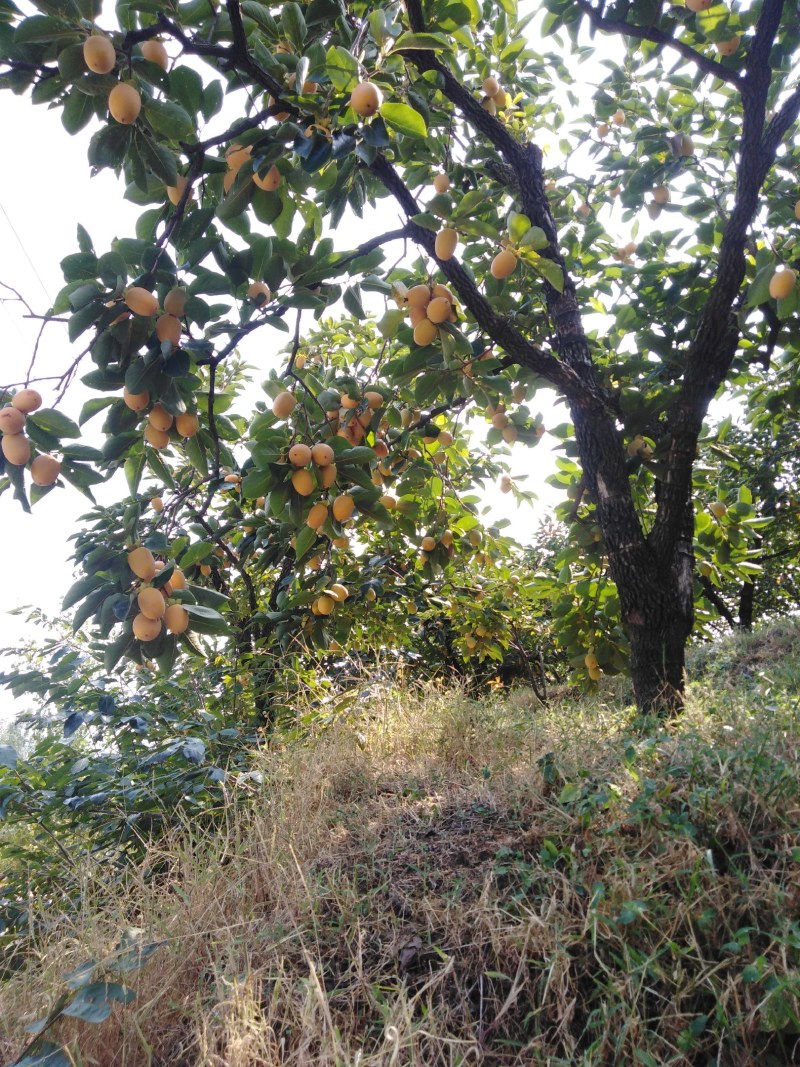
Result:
[2, 621, 800, 1066]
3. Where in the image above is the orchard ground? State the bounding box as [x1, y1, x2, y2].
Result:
[1, 618, 799, 1066]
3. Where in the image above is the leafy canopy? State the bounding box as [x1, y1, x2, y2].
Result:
[0, 0, 798, 692]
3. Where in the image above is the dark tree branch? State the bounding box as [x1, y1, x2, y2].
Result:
[187, 508, 259, 615]
[652, 0, 791, 558]
[699, 575, 737, 629]
[324, 227, 411, 275]
[368, 155, 592, 403]
[573, 0, 744, 88]
[207, 359, 222, 479]
[121, 10, 286, 99]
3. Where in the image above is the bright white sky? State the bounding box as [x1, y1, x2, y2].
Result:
[0, 80, 565, 720]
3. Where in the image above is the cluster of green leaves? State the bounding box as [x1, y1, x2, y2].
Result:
[0, 615, 264, 949]
[7, 927, 162, 1067]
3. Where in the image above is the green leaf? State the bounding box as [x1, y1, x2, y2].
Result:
[281, 2, 307, 50]
[62, 88, 95, 135]
[293, 524, 317, 560]
[533, 257, 564, 293]
[508, 211, 531, 242]
[392, 31, 452, 51]
[137, 136, 178, 186]
[410, 212, 439, 231]
[180, 541, 214, 568]
[343, 284, 365, 319]
[183, 603, 230, 636]
[380, 102, 428, 139]
[28, 408, 81, 439]
[520, 225, 549, 251]
[144, 99, 195, 142]
[324, 44, 358, 91]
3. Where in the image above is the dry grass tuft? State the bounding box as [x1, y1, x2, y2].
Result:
[2, 680, 800, 1065]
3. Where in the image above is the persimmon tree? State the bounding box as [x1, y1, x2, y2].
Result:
[1, 0, 799, 715]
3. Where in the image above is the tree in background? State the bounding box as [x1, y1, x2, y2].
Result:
[0, 0, 798, 716]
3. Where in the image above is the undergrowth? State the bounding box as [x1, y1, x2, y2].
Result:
[1, 643, 800, 1065]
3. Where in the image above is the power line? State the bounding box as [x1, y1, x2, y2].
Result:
[0, 198, 53, 305]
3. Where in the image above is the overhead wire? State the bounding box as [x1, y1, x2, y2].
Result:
[0, 197, 53, 305]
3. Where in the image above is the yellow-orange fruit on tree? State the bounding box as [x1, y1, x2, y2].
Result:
[716, 35, 740, 56]
[319, 463, 337, 488]
[141, 39, 168, 69]
[247, 280, 271, 304]
[291, 469, 314, 496]
[332, 493, 355, 522]
[407, 284, 432, 309]
[156, 313, 181, 346]
[254, 165, 282, 191]
[128, 546, 157, 581]
[426, 296, 452, 324]
[491, 249, 518, 279]
[30, 454, 61, 486]
[413, 318, 438, 346]
[311, 442, 335, 466]
[175, 412, 199, 438]
[144, 424, 169, 449]
[124, 286, 158, 317]
[170, 566, 187, 590]
[108, 82, 141, 125]
[11, 389, 42, 414]
[1, 433, 30, 465]
[138, 586, 167, 620]
[350, 81, 383, 116]
[83, 34, 116, 74]
[123, 386, 149, 411]
[164, 287, 187, 317]
[148, 404, 173, 432]
[435, 227, 458, 261]
[272, 391, 296, 419]
[166, 176, 190, 207]
[289, 442, 312, 466]
[0, 407, 25, 435]
[164, 603, 190, 634]
[315, 594, 335, 615]
[226, 143, 252, 171]
[133, 613, 162, 642]
[769, 267, 796, 300]
[306, 502, 328, 528]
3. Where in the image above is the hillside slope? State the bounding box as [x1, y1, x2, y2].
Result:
[2, 623, 800, 1066]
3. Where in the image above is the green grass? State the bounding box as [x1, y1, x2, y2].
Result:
[1, 623, 800, 1065]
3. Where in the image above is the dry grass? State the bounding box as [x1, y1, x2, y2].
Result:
[2, 681, 800, 1066]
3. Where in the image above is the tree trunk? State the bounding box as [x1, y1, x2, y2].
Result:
[570, 394, 696, 718]
[738, 580, 754, 632]
[603, 534, 696, 717]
